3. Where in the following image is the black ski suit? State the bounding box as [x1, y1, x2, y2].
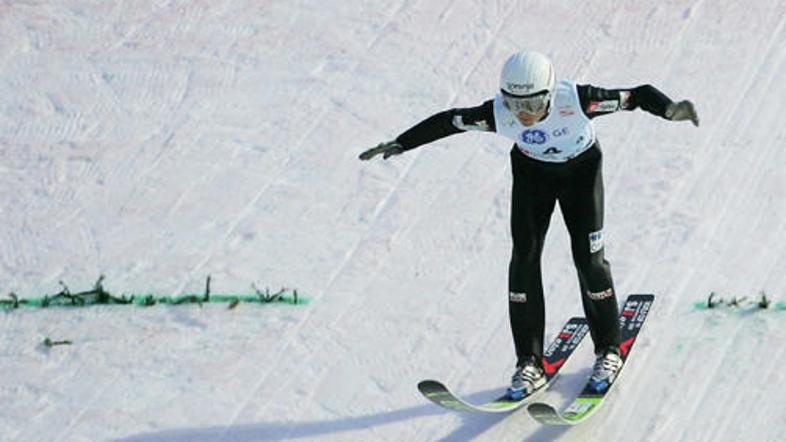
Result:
[392, 83, 674, 366]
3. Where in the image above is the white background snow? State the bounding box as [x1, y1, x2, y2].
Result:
[1, 1, 785, 441]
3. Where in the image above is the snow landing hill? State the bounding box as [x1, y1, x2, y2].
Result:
[1, 1, 785, 441]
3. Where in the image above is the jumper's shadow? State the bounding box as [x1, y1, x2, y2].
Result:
[116, 374, 584, 442]
[114, 388, 494, 442]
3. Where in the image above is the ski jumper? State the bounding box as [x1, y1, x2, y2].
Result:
[393, 81, 673, 366]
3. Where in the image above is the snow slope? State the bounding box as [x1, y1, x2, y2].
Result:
[1, 1, 785, 441]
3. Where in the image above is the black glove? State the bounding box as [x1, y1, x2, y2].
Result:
[359, 140, 406, 160]
[665, 100, 699, 127]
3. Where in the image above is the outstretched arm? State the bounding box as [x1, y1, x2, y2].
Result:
[359, 100, 495, 160]
[577, 84, 699, 126]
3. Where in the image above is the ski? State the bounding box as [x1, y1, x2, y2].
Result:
[417, 316, 589, 413]
[527, 294, 654, 425]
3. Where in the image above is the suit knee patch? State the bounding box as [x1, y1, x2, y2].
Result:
[587, 288, 614, 300]
[589, 230, 604, 254]
[510, 292, 528, 303]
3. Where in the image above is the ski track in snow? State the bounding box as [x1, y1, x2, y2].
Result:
[1, 1, 785, 441]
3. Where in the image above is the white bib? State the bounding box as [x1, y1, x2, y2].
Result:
[493, 80, 596, 163]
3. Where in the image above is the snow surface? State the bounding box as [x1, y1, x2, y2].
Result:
[1, 1, 785, 441]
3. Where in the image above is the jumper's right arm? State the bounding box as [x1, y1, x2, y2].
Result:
[359, 100, 495, 160]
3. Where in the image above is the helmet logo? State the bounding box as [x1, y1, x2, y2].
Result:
[506, 82, 535, 93]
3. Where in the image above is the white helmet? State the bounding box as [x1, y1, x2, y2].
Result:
[499, 51, 555, 114]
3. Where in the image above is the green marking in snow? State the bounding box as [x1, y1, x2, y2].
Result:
[692, 293, 784, 312]
[1, 275, 307, 311]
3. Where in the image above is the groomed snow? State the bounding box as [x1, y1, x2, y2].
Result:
[1, 1, 785, 441]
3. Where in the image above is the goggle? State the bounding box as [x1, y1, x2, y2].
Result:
[501, 90, 551, 114]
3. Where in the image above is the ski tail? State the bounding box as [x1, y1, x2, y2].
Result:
[541, 316, 590, 380]
[617, 294, 654, 363]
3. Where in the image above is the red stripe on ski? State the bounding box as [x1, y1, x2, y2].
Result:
[542, 357, 565, 376]
[619, 336, 635, 357]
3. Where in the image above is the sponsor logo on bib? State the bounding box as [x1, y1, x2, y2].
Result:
[521, 129, 549, 145]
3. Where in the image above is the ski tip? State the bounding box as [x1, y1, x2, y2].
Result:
[417, 379, 445, 391]
[527, 402, 556, 412]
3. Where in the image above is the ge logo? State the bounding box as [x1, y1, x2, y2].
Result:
[521, 129, 548, 145]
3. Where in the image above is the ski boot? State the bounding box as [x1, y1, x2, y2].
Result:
[589, 346, 623, 393]
[507, 356, 546, 401]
